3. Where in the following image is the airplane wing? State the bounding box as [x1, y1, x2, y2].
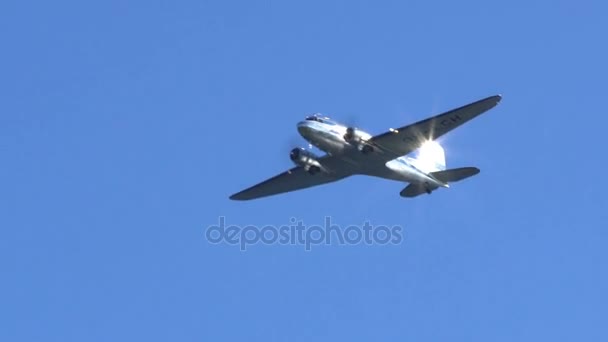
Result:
[229, 156, 350, 200]
[369, 95, 501, 161]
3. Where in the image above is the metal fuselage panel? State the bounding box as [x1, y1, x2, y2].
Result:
[297, 120, 443, 187]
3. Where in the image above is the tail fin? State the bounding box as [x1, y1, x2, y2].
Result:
[430, 167, 480, 183]
[409, 140, 446, 174]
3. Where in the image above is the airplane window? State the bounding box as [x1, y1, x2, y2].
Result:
[306, 116, 323, 123]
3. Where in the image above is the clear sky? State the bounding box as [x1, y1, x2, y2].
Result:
[1, 0, 607, 340]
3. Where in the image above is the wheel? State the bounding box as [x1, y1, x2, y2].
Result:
[308, 166, 320, 175]
[361, 145, 373, 154]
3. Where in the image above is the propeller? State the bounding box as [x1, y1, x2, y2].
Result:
[283, 135, 303, 153]
[343, 112, 360, 130]
[281, 135, 313, 166]
[343, 113, 361, 142]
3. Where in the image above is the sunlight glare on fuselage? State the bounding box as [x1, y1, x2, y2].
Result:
[419, 140, 443, 158]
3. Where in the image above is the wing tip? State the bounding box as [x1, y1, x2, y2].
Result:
[229, 193, 248, 201]
[489, 94, 502, 104]
[474, 94, 502, 111]
[466, 166, 481, 175]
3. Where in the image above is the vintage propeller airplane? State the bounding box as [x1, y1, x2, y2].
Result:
[230, 95, 501, 200]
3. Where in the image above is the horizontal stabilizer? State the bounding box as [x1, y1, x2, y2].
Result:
[400, 183, 438, 198]
[430, 167, 480, 183]
[399, 167, 480, 198]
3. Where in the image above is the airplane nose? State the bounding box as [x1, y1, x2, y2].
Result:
[297, 121, 313, 137]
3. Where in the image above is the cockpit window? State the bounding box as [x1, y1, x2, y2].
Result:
[305, 114, 336, 125]
[305, 116, 323, 123]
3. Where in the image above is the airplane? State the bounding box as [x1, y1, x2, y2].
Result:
[230, 95, 501, 201]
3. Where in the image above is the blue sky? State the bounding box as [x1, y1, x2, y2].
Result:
[1, 0, 607, 340]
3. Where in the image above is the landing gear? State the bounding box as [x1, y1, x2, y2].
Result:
[361, 145, 373, 154]
[308, 165, 321, 175]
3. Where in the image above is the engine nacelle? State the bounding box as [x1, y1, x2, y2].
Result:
[290, 148, 323, 174]
[343, 127, 374, 153]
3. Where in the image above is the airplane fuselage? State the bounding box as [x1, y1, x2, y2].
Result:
[296, 118, 447, 189]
